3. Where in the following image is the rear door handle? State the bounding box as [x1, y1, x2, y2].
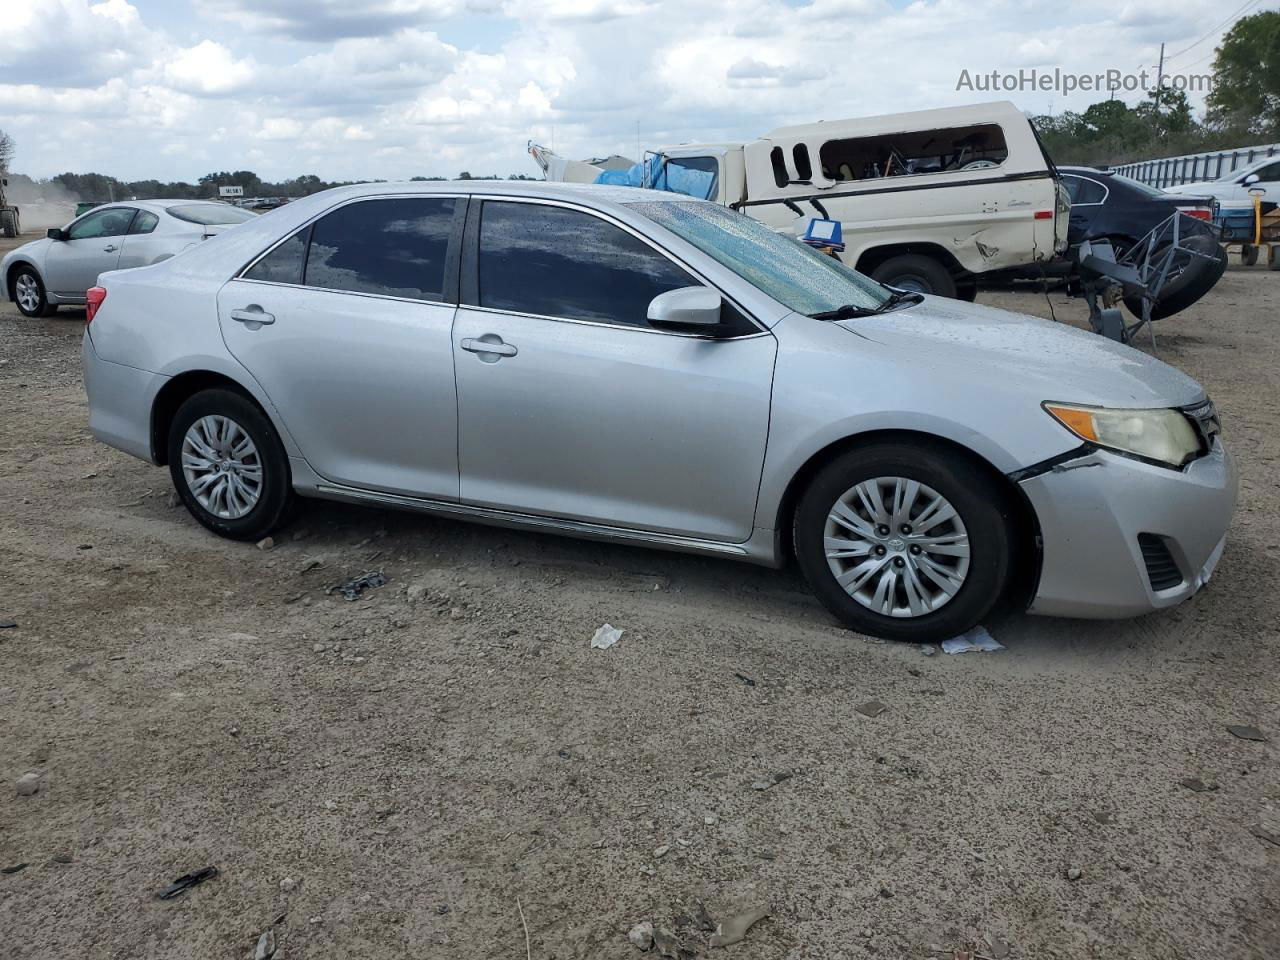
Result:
[103, 244, 117, 252]
[230, 305, 276, 326]
[461, 336, 517, 358]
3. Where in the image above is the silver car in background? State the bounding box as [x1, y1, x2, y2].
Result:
[79, 182, 1236, 642]
[2, 200, 256, 317]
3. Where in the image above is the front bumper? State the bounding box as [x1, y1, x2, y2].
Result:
[1019, 442, 1237, 618]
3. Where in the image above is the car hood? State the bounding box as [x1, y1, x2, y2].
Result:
[837, 296, 1205, 407]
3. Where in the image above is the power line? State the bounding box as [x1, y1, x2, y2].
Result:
[1164, 0, 1264, 63]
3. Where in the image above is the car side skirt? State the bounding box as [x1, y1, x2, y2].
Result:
[296, 467, 782, 567]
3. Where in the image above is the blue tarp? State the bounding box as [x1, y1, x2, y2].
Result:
[595, 157, 717, 201]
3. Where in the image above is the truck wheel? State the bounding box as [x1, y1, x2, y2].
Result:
[0, 210, 16, 238]
[870, 255, 957, 298]
[12, 267, 58, 317]
[792, 441, 1014, 642]
[1242, 244, 1259, 266]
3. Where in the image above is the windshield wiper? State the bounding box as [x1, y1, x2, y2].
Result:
[875, 289, 925, 313]
[808, 303, 880, 320]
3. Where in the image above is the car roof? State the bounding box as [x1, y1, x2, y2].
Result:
[279, 179, 693, 207]
[123, 180, 707, 283]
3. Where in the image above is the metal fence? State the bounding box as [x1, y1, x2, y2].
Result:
[1113, 144, 1280, 188]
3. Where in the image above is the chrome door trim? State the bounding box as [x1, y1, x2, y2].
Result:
[311, 482, 751, 556]
[230, 276, 457, 308]
[456, 303, 773, 341]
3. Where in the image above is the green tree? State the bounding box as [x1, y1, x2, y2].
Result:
[1207, 10, 1280, 135]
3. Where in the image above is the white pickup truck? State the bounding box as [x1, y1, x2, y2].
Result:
[532, 100, 1070, 300]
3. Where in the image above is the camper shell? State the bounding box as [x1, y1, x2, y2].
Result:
[532, 101, 1069, 299]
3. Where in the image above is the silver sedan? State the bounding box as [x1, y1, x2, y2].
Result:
[78, 181, 1236, 641]
[2, 200, 255, 317]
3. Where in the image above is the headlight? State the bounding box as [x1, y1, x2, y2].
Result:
[1043, 402, 1201, 468]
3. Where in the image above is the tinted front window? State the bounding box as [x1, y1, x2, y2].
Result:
[305, 198, 456, 301]
[245, 229, 308, 285]
[129, 210, 159, 235]
[478, 201, 696, 326]
[68, 207, 136, 240]
[167, 204, 256, 225]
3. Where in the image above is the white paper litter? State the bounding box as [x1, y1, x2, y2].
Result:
[941, 625, 1004, 654]
[590, 623, 623, 650]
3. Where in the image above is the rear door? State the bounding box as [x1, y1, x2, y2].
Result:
[217, 195, 464, 499]
[116, 209, 166, 269]
[44, 205, 135, 297]
[451, 198, 776, 542]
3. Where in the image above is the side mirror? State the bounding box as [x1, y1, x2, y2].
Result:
[47, 227, 68, 241]
[647, 286, 724, 334]
[1243, 173, 1260, 185]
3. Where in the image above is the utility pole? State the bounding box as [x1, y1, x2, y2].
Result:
[1154, 42, 1165, 110]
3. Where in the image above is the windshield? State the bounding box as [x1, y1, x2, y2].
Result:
[628, 200, 890, 316]
[166, 203, 256, 225]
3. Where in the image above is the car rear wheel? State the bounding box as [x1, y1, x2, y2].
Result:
[793, 442, 1014, 642]
[12, 267, 57, 318]
[870, 254, 958, 299]
[167, 388, 294, 541]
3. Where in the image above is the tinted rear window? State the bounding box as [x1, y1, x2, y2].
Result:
[304, 197, 456, 301]
[167, 204, 256, 225]
[244, 228, 308, 285]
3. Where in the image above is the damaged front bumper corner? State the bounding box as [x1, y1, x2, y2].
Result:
[1013, 441, 1237, 619]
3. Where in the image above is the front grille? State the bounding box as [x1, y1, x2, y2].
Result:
[1139, 534, 1183, 591]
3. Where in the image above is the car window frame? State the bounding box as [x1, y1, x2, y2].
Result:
[235, 194, 468, 305]
[67, 205, 139, 241]
[128, 209, 160, 236]
[458, 195, 766, 340]
[1063, 174, 1109, 207]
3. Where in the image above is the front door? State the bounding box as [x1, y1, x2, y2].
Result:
[217, 196, 464, 499]
[452, 199, 776, 542]
[44, 205, 135, 297]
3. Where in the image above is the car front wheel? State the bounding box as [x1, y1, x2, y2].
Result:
[12, 267, 57, 318]
[167, 388, 294, 541]
[793, 441, 1014, 642]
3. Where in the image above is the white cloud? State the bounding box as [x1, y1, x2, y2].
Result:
[162, 41, 258, 96]
[0, 0, 1237, 185]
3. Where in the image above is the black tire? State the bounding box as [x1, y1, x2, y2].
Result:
[0, 210, 16, 239]
[1122, 235, 1227, 321]
[1241, 244, 1259, 267]
[793, 441, 1014, 643]
[870, 254, 958, 298]
[11, 266, 58, 318]
[167, 388, 294, 542]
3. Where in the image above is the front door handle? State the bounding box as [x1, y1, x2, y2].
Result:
[230, 305, 276, 327]
[103, 244, 117, 253]
[461, 335, 517, 359]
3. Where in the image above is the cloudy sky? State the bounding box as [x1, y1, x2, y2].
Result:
[0, 0, 1253, 184]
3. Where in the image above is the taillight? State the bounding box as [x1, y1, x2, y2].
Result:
[1183, 208, 1213, 221]
[85, 286, 107, 325]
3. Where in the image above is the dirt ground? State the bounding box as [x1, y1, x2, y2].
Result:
[1, 231, 1278, 960]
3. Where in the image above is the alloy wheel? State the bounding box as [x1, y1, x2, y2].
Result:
[181, 415, 263, 520]
[824, 476, 970, 618]
[15, 273, 40, 313]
